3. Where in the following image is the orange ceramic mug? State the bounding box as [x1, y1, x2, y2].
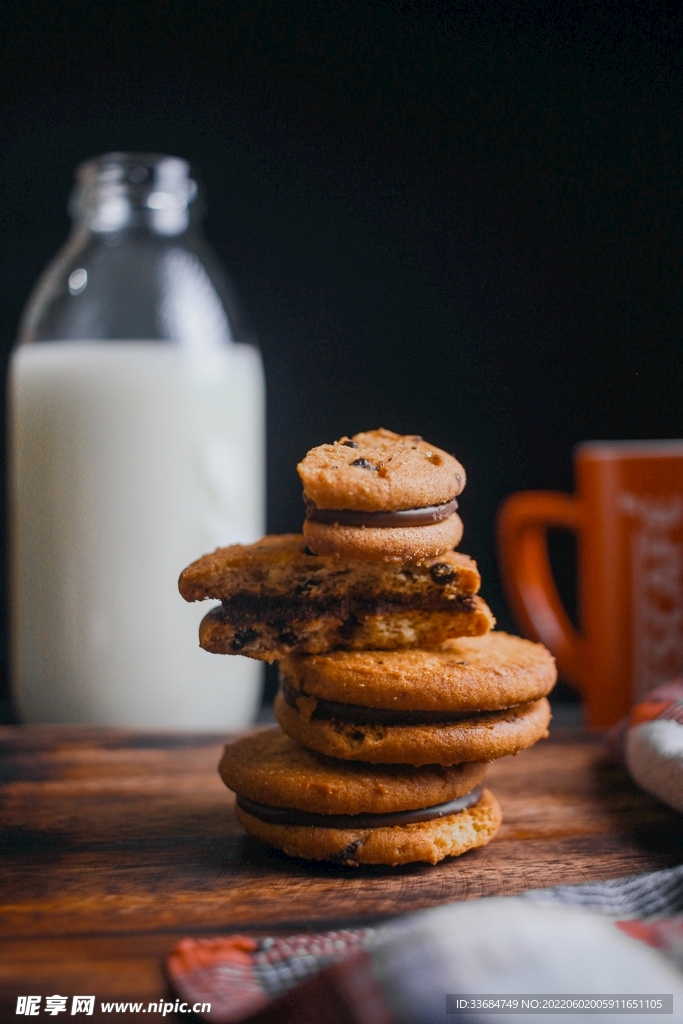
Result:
[497, 441, 683, 728]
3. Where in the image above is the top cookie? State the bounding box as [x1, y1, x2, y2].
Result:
[298, 428, 466, 513]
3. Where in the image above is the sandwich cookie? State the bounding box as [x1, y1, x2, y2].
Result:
[299, 429, 466, 562]
[219, 729, 501, 866]
[275, 691, 551, 767]
[180, 534, 494, 661]
[275, 633, 555, 766]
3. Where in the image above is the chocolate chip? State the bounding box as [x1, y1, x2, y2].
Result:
[350, 457, 378, 470]
[330, 839, 361, 865]
[342, 440, 359, 448]
[231, 628, 259, 651]
[338, 614, 360, 640]
[278, 630, 299, 646]
[429, 563, 456, 584]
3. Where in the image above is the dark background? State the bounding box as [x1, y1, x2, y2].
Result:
[0, 1, 682, 714]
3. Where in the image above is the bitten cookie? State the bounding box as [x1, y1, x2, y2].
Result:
[275, 692, 552, 767]
[219, 729, 500, 866]
[180, 534, 494, 661]
[299, 429, 466, 561]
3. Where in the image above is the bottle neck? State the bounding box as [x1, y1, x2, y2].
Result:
[69, 152, 201, 238]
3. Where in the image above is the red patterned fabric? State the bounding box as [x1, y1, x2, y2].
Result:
[167, 914, 683, 1023]
[617, 915, 683, 972]
[166, 929, 373, 1023]
[604, 677, 683, 761]
[629, 679, 683, 727]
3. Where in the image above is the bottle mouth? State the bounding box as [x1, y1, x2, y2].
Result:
[69, 152, 201, 234]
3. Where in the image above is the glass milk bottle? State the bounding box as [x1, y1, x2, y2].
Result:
[9, 152, 265, 727]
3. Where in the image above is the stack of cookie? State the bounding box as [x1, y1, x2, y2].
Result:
[179, 430, 556, 867]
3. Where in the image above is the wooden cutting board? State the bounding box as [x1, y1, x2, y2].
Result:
[1, 725, 681, 1019]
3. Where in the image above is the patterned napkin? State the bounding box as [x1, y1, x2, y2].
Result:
[166, 928, 374, 1022]
[167, 865, 683, 1024]
[606, 677, 683, 813]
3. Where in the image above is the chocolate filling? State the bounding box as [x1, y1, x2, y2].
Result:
[281, 682, 502, 725]
[219, 590, 477, 626]
[236, 785, 483, 829]
[305, 497, 458, 528]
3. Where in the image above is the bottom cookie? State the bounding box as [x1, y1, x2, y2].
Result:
[236, 787, 502, 866]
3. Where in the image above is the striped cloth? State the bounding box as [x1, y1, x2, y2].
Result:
[167, 864, 683, 1023]
[526, 862, 683, 918]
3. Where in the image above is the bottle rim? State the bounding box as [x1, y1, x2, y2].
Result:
[69, 152, 201, 229]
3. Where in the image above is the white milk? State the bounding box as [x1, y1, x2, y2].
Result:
[9, 340, 265, 727]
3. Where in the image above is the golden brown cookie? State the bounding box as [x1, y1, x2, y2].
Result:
[299, 429, 466, 561]
[281, 633, 557, 712]
[180, 534, 493, 661]
[275, 693, 551, 767]
[219, 729, 487, 813]
[298, 429, 466, 512]
[236, 789, 501, 866]
[303, 512, 464, 563]
[219, 728, 498, 866]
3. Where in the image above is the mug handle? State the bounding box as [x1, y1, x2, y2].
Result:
[496, 491, 586, 689]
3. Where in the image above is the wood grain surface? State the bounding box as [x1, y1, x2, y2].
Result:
[1, 725, 682, 1020]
